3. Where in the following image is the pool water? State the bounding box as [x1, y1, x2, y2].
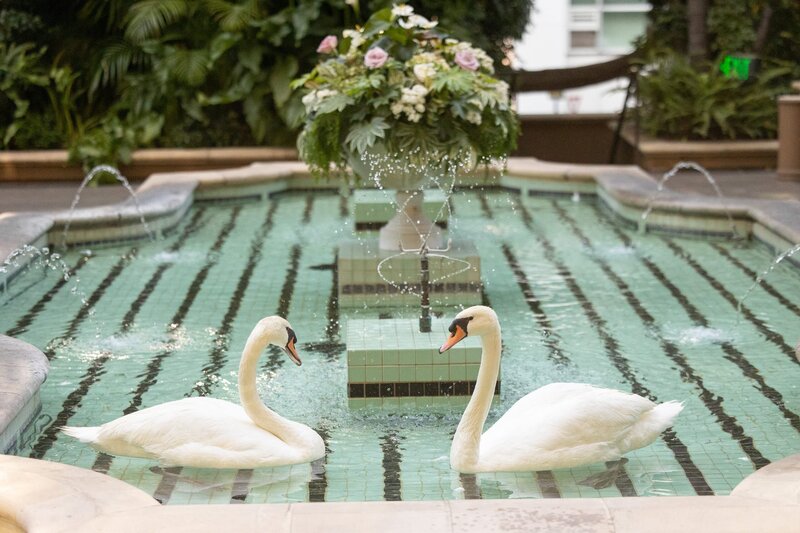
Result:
[2, 188, 799, 504]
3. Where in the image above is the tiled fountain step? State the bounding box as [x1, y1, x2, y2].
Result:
[346, 318, 498, 408]
[337, 239, 482, 308]
[353, 188, 449, 229]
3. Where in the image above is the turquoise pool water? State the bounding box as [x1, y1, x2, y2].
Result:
[2, 188, 799, 504]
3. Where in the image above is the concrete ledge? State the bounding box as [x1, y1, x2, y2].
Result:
[0, 455, 158, 533]
[0, 147, 298, 182]
[0, 336, 49, 453]
[0, 454, 796, 532]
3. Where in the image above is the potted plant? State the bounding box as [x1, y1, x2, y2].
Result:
[293, 4, 518, 250]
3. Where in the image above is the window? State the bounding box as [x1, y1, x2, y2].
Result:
[569, 0, 650, 55]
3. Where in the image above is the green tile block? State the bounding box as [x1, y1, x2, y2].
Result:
[432, 364, 449, 381]
[450, 364, 466, 381]
[398, 348, 416, 365]
[398, 366, 415, 381]
[348, 350, 367, 366]
[366, 351, 382, 366]
[466, 363, 480, 380]
[348, 398, 367, 409]
[415, 366, 433, 382]
[382, 348, 399, 365]
[383, 365, 399, 382]
[348, 366, 366, 382]
[465, 348, 482, 363]
[447, 348, 466, 364]
[415, 349, 433, 365]
[365, 366, 383, 383]
[365, 398, 383, 409]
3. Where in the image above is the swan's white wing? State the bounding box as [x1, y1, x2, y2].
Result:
[93, 397, 294, 467]
[480, 383, 661, 470]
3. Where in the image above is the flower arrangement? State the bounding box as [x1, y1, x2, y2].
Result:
[293, 4, 519, 178]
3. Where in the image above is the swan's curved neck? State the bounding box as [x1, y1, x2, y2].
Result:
[451, 327, 501, 470]
[238, 331, 301, 444]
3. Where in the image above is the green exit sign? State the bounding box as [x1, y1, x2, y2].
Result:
[719, 54, 758, 81]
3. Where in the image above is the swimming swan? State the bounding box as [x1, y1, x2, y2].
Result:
[62, 316, 325, 468]
[439, 306, 683, 473]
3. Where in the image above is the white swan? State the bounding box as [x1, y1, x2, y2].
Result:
[62, 316, 325, 468]
[439, 306, 683, 473]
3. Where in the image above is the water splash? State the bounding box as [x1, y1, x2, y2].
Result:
[61, 165, 155, 247]
[0, 244, 86, 304]
[736, 242, 800, 315]
[639, 161, 740, 238]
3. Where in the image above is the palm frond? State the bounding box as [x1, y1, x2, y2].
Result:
[124, 0, 190, 43]
[204, 0, 261, 32]
[89, 39, 149, 95]
[164, 47, 210, 86]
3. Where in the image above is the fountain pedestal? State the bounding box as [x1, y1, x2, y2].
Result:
[353, 189, 448, 230]
[346, 318, 499, 408]
[337, 239, 482, 308]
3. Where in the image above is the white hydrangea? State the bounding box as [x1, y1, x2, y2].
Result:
[413, 63, 437, 84]
[399, 14, 438, 29]
[494, 81, 510, 106]
[392, 4, 414, 17]
[465, 110, 482, 125]
[391, 84, 429, 122]
[301, 88, 339, 113]
[343, 29, 365, 52]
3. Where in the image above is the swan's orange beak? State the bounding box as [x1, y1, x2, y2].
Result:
[284, 337, 302, 366]
[439, 325, 467, 353]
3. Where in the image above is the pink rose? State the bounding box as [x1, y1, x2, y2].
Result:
[454, 50, 479, 71]
[317, 35, 338, 54]
[364, 47, 389, 69]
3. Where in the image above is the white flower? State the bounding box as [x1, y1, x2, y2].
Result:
[399, 14, 437, 29]
[343, 29, 365, 52]
[466, 110, 482, 125]
[413, 63, 437, 84]
[411, 84, 428, 97]
[392, 4, 414, 17]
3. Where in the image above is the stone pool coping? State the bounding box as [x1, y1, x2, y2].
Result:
[1, 157, 799, 531]
[0, 453, 798, 532]
[0, 337, 48, 454]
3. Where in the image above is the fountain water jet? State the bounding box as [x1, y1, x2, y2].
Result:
[61, 165, 155, 248]
[639, 161, 741, 238]
[736, 242, 800, 316]
[0, 245, 86, 304]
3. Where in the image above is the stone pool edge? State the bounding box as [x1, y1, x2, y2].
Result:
[0, 453, 798, 533]
[1, 157, 799, 531]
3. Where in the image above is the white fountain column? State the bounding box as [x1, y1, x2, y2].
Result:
[379, 189, 444, 251]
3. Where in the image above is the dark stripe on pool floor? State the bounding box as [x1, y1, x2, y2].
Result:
[5, 255, 92, 337]
[665, 239, 800, 367]
[459, 474, 482, 499]
[87, 208, 243, 472]
[711, 243, 800, 318]
[120, 207, 207, 332]
[501, 243, 571, 368]
[553, 202, 770, 471]
[308, 424, 332, 502]
[124, 207, 243, 413]
[159, 203, 284, 502]
[261, 244, 302, 373]
[380, 432, 403, 501]
[535, 471, 561, 498]
[230, 469, 254, 503]
[43, 250, 136, 359]
[604, 225, 800, 434]
[194, 203, 280, 395]
[508, 195, 695, 495]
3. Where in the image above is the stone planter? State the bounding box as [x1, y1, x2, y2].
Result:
[620, 129, 777, 172]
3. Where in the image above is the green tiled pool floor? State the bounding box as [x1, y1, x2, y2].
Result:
[2, 188, 799, 504]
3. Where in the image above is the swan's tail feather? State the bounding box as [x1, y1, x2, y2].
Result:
[651, 400, 684, 431]
[60, 426, 100, 443]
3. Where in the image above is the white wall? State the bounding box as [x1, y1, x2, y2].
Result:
[513, 0, 636, 115]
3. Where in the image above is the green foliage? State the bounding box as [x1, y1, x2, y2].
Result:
[2, 0, 533, 168]
[295, 4, 519, 178]
[637, 50, 791, 140]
